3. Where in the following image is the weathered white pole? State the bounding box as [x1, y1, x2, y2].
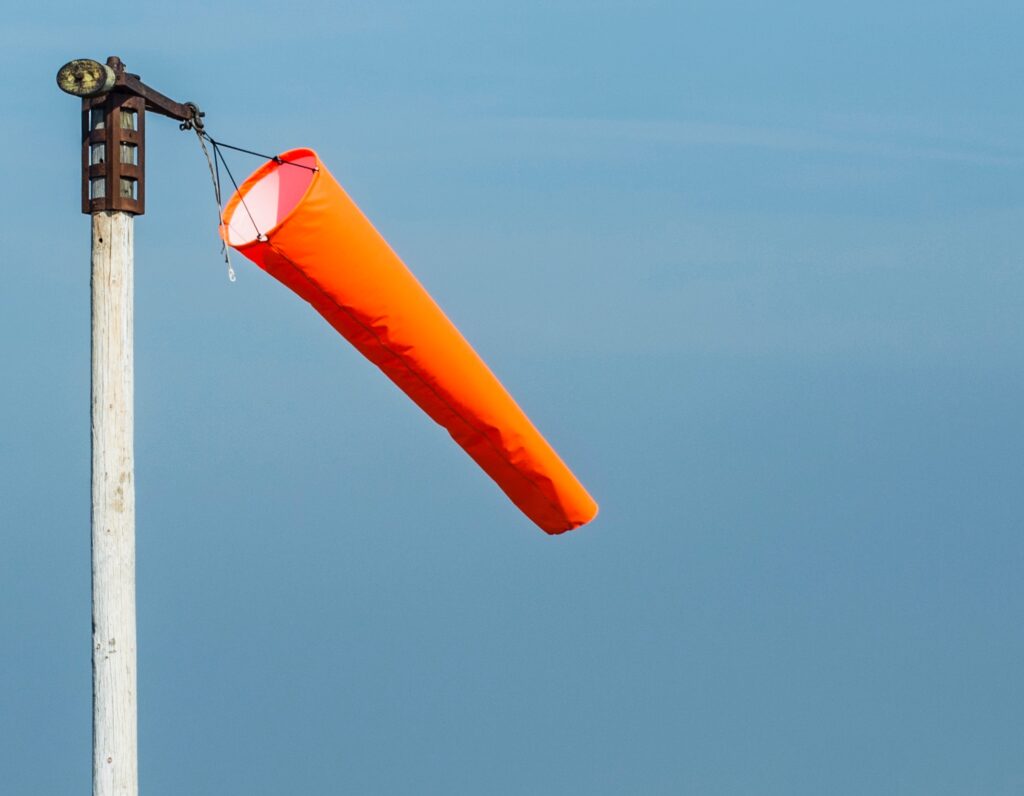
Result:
[91, 209, 138, 796]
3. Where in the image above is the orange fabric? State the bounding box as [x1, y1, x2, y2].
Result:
[223, 148, 597, 534]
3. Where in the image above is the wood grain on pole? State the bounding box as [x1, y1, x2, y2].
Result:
[91, 210, 138, 796]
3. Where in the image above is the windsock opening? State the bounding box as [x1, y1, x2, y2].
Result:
[223, 148, 318, 247]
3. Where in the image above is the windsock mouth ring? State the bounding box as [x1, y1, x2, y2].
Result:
[222, 147, 320, 248]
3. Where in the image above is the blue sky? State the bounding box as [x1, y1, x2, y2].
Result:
[2, 1, 1023, 793]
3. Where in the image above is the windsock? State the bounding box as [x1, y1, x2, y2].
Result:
[221, 148, 597, 534]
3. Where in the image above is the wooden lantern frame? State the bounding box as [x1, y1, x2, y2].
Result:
[82, 90, 146, 214]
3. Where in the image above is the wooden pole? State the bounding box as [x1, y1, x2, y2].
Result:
[58, 56, 201, 796]
[91, 209, 138, 796]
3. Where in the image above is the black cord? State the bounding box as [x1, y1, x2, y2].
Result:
[201, 132, 319, 172]
[213, 141, 265, 241]
[194, 128, 318, 267]
[193, 126, 316, 277]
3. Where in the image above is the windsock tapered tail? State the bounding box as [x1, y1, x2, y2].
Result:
[222, 148, 598, 534]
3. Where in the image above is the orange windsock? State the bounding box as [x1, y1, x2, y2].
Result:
[222, 148, 597, 534]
